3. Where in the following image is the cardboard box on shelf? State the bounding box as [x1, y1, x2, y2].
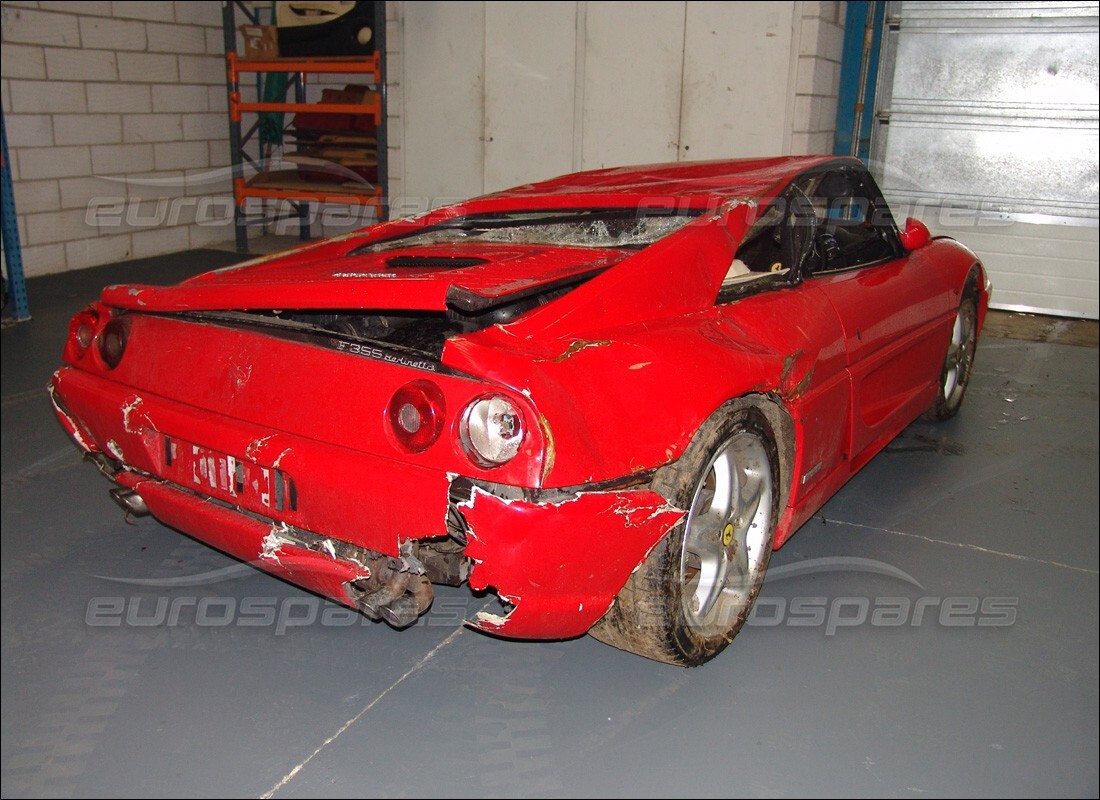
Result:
[240, 25, 279, 59]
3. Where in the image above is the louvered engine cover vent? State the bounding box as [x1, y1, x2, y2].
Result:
[385, 256, 490, 268]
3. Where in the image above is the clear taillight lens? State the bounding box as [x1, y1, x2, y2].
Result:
[460, 395, 525, 467]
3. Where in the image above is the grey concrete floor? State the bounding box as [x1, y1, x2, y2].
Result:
[2, 252, 1098, 798]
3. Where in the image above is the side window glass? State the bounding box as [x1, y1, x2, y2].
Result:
[805, 169, 899, 273]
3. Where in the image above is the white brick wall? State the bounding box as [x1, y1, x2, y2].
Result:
[13, 178, 59, 213]
[176, 52, 223, 84]
[43, 46, 119, 80]
[90, 142, 154, 174]
[108, 2, 175, 24]
[152, 83, 209, 113]
[86, 82, 151, 112]
[1, 7, 81, 47]
[154, 140, 207, 170]
[4, 113, 52, 146]
[146, 22, 208, 54]
[9, 79, 87, 112]
[79, 16, 147, 50]
[53, 114, 122, 146]
[122, 113, 184, 143]
[116, 51, 179, 83]
[789, 1, 846, 154]
[18, 145, 92, 180]
[383, 0, 401, 221]
[1, 0, 235, 275]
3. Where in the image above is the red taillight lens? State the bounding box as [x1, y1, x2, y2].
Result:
[65, 305, 100, 363]
[97, 316, 131, 369]
[387, 380, 446, 452]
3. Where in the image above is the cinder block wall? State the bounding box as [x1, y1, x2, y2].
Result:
[1, 1, 234, 276]
[791, 1, 846, 154]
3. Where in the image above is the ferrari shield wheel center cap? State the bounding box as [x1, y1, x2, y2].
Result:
[722, 522, 735, 547]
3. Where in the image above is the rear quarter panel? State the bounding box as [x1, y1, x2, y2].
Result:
[446, 284, 848, 493]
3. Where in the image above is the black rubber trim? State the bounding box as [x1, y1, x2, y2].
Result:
[446, 267, 607, 313]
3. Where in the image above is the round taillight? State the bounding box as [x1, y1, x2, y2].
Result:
[387, 380, 446, 452]
[75, 323, 93, 348]
[65, 306, 100, 363]
[98, 316, 131, 369]
[460, 394, 525, 467]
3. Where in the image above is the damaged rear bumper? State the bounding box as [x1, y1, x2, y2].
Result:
[52, 366, 684, 640]
[114, 470, 375, 609]
[457, 486, 683, 639]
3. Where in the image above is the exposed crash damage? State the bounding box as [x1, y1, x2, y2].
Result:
[458, 485, 685, 639]
[52, 156, 989, 665]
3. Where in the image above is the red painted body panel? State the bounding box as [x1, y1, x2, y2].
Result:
[444, 282, 850, 491]
[55, 312, 547, 486]
[52, 366, 454, 555]
[461, 488, 684, 639]
[102, 244, 627, 314]
[812, 245, 955, 465]
[114, 471, 369, 609]
[51, 155, 990, 641]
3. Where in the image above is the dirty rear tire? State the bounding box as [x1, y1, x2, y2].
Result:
[590, 402, 780, 666]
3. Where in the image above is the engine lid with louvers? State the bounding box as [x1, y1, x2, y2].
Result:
[100, 244, 625, 314]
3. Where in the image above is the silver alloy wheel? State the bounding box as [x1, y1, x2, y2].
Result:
[943, 300, 977, 411]
[679, 430, 774, 631]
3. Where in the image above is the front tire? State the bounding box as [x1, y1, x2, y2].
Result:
[926, 293, 978, 421]
[590, 403, 780, 666]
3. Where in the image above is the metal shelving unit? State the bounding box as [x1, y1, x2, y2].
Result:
[221, 1, 388, 254]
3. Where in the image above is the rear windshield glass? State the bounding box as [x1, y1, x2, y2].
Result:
[351, 208, 704, 254]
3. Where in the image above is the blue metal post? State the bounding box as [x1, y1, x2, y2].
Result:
[834, 1, 886, 161]
[856, 2, 886, 160]
[1, 107, 31, 322]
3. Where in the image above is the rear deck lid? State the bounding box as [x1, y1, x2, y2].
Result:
[101, 243, 625, 314]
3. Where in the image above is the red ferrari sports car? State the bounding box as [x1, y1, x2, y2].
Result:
[51, 155, 989, 665]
